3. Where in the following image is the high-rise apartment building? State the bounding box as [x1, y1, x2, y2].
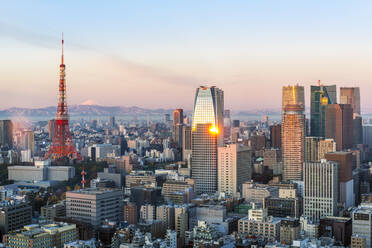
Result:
[310, 84, 337, 137]
[174, 205, 189, 242]
[282, 85, 305, 111]
[305, 137, 321, 162]
[140, 204, 156, 221]
[340, 87, 361, 115]
[305, 137, 337, 162]
[325, 104, 353, 150]
[123, 202, 138, 225]
[191, 86, 224, 194]
[66, 188, 123, 227]
[156, 205, 175, 230]
[303, 160, 339, 222]
[217, 144, 252, 197]
[282, 104, 305, 181]
[318, 139, 336, 160]
[0, 120, 13, 148]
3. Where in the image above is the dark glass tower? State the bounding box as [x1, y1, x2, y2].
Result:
[310, 84, 337, 137]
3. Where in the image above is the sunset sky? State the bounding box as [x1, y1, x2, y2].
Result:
[1, 1, 372, 111]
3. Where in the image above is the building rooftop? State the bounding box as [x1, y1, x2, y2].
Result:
[71, 187, 120, 195]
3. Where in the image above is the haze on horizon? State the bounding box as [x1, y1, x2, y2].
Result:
[1, 1, 372, 112]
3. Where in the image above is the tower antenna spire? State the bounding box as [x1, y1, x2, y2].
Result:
[61, 32, 64, 64]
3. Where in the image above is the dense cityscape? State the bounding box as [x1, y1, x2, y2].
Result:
[2, 1, 372, 247]
[0, 34, 371, 248]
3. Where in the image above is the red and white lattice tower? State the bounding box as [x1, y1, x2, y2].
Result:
[81, 169, 87, 189]
[44, 34, 81, 160]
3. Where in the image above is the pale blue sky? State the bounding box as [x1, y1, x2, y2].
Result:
[1, 1, 372, 111]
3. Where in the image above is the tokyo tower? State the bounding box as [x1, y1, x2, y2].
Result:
[44, 35, 81, 161]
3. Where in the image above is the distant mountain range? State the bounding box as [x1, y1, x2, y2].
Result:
[2, 105, 372, 119]
[0, 105, 283, 118]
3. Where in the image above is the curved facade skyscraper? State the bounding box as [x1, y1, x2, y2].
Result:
[191, 86, 224, 194]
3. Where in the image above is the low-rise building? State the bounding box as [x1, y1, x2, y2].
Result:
[352, 204, 372, 248]
[241, 181, 278, 205]
[66, 188, 123, 227]
[238, 205, 280, 240]
[41, 203, 66, 220]
[280, 219, 300, 245]
[3, 223, 77, 248]
[8, 160, 75, 182]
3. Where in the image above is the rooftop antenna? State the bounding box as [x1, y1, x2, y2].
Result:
[61, 32, 64, 64]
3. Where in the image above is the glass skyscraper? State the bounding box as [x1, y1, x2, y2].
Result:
[310, 85, 337, 137]
[191, 86, 224, 194]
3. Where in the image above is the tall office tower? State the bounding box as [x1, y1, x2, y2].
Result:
[0, 120, 13, 148]
[182, 125, 192, 161]
[173, 109, 184, 126]
[173, 109, 184, 148]
[310, 84, 337, 137]
[45, 36, 80, 160]
[109, 116, 116, 128]
[353, 116, 363, 145]
[303, 160, 339, 222]
[217, 144, 252, 197]
[21, 130, 35, 154]
[317, 139, 336, 160]
[224, 110, 231, 139]
[173, 124, 183, 148]
[191, 86, 224, 194]
[325, 104, 353, 151]
[270, 124, 281, 149]
[340, 87, 361, 115]
[325, 152, 354, 208]
[282, 104, 305, 181]
[363, 124, 372, 148]
[192, 123, 218, 194]
[282, 85, 305, 111]
[305, 137, 321, 162]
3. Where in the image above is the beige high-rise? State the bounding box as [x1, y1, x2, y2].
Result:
[218, 144, 252, 197]
[282, 104, 305, 181]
